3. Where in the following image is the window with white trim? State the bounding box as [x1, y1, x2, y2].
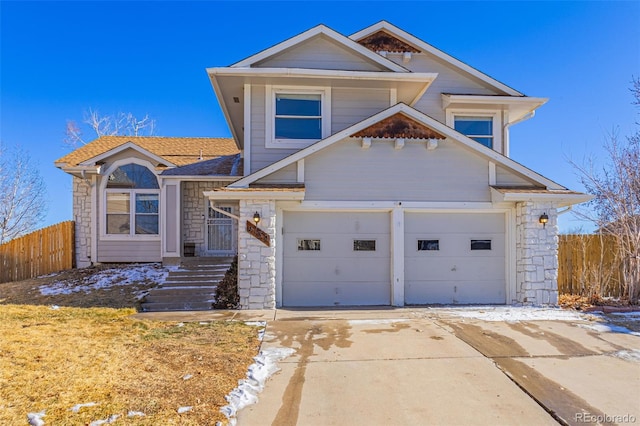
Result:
[105, 163, 159, 235]
[266, 86, 330, 148]
[454, 116, 494, 148]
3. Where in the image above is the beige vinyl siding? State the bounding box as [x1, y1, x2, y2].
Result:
[304, 138, 490, 201]
[250, 85, 392, 173]
[255, 35, 386, 71]
[496, 165, 539, 186]
[97, 240, 162, 262]
[259, 163, 298, 183]
[406, 55, 504, 123]
[250, 85, 299, 173]
[331, 88, 390, 133]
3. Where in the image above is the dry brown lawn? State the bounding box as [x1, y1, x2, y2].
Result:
[0, 266, 261, 425]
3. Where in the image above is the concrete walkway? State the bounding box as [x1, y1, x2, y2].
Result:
[135, 308, 640, 426]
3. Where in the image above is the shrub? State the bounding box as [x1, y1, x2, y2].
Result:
[213, 256, 239, 309]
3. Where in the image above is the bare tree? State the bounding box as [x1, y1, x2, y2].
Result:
[571, 78, 640, 303]
[64, 108, 156, 147]
[0, 144, 47, 244]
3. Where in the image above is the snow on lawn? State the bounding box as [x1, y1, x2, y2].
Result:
[39, 264, 168, 297]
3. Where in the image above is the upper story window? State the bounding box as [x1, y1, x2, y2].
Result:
[105, 163, 159, 236]
[266, 86, 331, 148]
[454, 116, 493, 148]
[275, 93, 322, 139]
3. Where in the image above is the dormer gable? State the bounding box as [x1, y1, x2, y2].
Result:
[231, 24, 408, 73]
[351, 21, 523, 96]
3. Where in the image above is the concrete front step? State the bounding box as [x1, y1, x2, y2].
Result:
[140, 257, 233, 312]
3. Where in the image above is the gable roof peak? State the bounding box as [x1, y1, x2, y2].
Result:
[229, 23, 409, 72]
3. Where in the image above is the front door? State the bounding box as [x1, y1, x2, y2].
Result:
[206, 205, 236, 256]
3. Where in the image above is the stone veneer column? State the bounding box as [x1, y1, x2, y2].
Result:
[515, 201, 559, 305]
[72, 176, 92, 268]
[237, 199, 276, 309]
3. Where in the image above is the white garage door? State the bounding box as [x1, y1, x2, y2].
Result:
[405, 212, 506, 305]
[283, 212, 391, 307]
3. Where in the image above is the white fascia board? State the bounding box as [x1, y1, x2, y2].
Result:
[209, 74, 241, 148]
[78, 141, 176, 168]
[56, 164, 101, 174]
[230, 24, 409, 73]
[442, 94, 548, 108]
[490, 188, 593, 206]
[349, 21, 523, 96]
[204, 190, 305, 201]
[231, 102, 562, 190]
[207, 67, 437, 82]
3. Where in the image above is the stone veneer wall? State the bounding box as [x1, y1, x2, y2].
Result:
[515, 201, 559, 305]
[237, 200, 276, 309]
[181, 181, 227, 256]
[72, 176, 92, 268]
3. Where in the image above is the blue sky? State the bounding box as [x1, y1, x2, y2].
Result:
[1, 1, 639, 233]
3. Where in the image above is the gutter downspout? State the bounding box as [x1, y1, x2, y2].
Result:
[503, 110, 535, 157]
[557, 206, 573, 215]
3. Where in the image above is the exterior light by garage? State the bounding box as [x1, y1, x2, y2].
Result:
[539, 212, 549, 228]
[253, 212, 261, 225]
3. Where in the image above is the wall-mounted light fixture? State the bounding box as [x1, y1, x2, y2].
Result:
[539, 212, 549, 228]
[253, 212, 261, 225]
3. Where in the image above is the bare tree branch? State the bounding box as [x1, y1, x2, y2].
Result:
[0, 143, 47, 244]
[64, 109, 156, 148]
[570, 77, 640, 302]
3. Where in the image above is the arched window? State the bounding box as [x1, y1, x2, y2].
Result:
[105, 163, 159, 235]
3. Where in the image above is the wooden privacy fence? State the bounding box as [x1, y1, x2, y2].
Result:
[558, 234, 623, 297]
[0, 221, 75, 284]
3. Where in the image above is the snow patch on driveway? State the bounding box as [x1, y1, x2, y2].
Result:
[220, 346, 295, 426]
[433, 306, 592, 322]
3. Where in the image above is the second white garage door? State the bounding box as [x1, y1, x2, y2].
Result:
[283, 211, 391, 307]
[405, 212, 506, 305]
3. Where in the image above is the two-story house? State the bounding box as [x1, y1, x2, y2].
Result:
[55, 21, 590, 309]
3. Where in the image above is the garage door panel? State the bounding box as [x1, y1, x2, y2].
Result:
[283, 257, 389, 281]
[284, 234, 390, 259]
[405, 234, 505, 257]
[405, 280, 505, 305]
[283, 281, 390, 307]
[405, 257, 505, 281]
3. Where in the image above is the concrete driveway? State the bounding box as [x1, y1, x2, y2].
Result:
[236, 308, 640, 426]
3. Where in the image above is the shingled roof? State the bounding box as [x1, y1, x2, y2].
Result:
[55, 136, 238, 168]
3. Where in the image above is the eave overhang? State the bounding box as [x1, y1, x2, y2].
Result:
[55, 164, 102, 178]
[490, 186, 593, 208]
[208, 67, 437, 149]
[442, 94, 548, 124]
[204, 184, 305, 201]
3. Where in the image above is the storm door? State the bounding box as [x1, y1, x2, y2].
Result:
[206, 205, 236, 255]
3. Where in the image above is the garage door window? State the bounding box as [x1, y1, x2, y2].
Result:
[471, 239, 492, 250]
[418, 239, 439, 251]
[298, 239, 321, 251]
[353, 240, 376, 251]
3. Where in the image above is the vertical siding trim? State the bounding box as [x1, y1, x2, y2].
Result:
[244, 83, 251, 177]
[489, 162, 496, 185]
[297, 159, 305, 183]
[90, 175, 97, 264]
[391, 207, 405, 306]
